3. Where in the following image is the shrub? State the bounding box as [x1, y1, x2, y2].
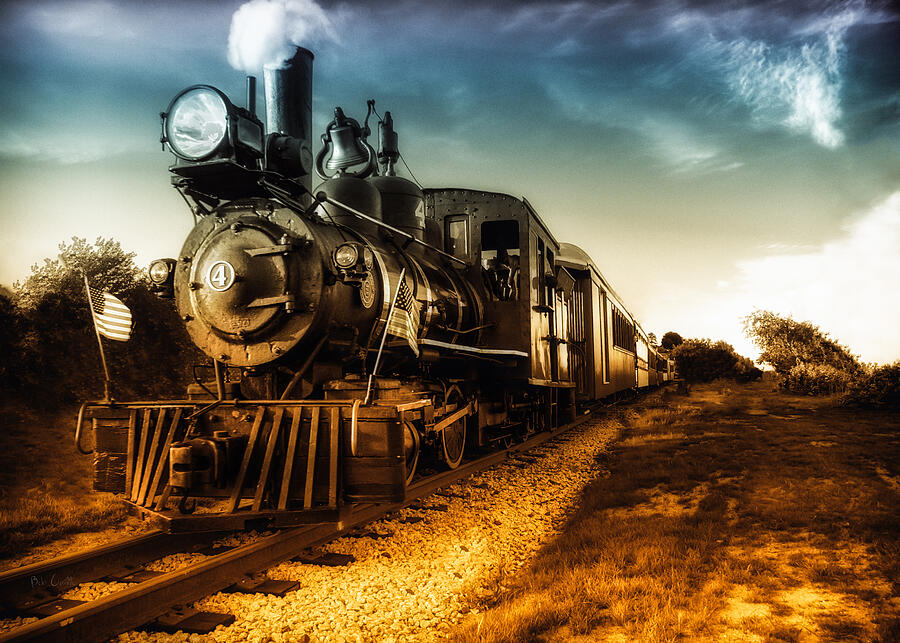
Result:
[734, 355, 763, 381]
[672, 338, 755, 383]
[743, 310, 860, 377]
[781, 363, 852, 396]
[843, 362, 900, 407]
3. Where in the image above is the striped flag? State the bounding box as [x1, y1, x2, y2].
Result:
[386, 280, 420, 356]
[88, 287, 133, 341]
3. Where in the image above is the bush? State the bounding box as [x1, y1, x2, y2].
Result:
[843, 362, 900, 407]
[743, 310, 860, 377]
[734, 355, 763, 381]
[781, 363, 852, 396]
[672, 338, 756, 383]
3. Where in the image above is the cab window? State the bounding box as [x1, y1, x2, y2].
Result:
[445, 215, 468, 260]
[481, 220, 520, 301]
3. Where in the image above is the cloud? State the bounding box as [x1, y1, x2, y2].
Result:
[730, 190, 900, 363]
[639, 117, 743, 174]
[711, 5, 867, 148]
[0, 130, 116, 164]
[499, 2, 625, 34]
[640, 190, 900, 365]
[27, 0, 136, 40]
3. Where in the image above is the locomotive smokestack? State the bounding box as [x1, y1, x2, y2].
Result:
[246, 75, 256, 116]
[264, 47, 314, 195]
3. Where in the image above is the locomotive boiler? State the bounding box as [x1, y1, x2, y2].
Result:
[81, 47, 672, 531]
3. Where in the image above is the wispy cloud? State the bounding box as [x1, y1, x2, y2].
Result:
[640, 118, 742, 174]
[499, 2, 625, 34]
[27, 0, 137, 40]
[0, 131, 111, 164]
[711, 5, 867, 148]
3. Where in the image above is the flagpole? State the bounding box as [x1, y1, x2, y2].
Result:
[83, 273, 111, 402]
[365, 267, 406, 405]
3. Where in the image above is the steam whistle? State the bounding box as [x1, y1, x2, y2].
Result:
[378, 112, 399, 176]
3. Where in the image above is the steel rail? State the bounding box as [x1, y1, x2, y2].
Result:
[1, 411, 596, 643]
[0, 531, 212, 615]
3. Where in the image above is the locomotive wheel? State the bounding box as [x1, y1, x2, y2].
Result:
[403, 420, 420, 485]
[440, 386, 466, 469]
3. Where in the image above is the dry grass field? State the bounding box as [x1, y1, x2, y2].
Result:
[453, 381, 900, 642]
[0, 405, 129, 565]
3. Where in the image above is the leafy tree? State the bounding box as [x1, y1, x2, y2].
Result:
[743, 310, 860, 377]
[13, 237, 201, 404]
[671, 339, 737, 383]
[0, 292, 23, 395]
[660, 331, 683, 350]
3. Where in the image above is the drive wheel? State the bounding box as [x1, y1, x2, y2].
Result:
[403, 420, 420, 485]
[440, 387, 466, 469]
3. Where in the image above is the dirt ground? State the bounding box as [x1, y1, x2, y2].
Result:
[453, 380, 900, 642]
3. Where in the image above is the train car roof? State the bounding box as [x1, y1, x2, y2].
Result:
[423, 188, 560, 247]
[556, 242, 635, 319]
[557, 243, 655, 344]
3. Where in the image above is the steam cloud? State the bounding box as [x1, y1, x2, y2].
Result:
[227, 0, 339, 72]
[719, 7, 861, 148]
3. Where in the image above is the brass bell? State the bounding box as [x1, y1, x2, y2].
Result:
[326, 122, 370, 170]
[315, 106, 376, 179]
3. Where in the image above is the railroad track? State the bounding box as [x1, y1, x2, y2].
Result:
[0, 412, 593, 643]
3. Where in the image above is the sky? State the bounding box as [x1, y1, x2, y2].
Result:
[0, 0, 898, 363]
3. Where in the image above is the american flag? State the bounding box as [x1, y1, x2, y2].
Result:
[88, 286, 132, 342]
[386, 280, 420, 356]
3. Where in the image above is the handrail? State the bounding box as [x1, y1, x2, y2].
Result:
[318, 193, 467, 266]
[74, 401, 92, 454]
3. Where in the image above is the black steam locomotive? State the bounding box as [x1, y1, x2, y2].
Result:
[82, 48, 672, 530]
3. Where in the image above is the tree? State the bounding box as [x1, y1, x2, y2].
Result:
[742, 310, 860, 377]
[0, 292, 23, 396]
[672, 339, 735, 383]
[13, 237, 201, 403]
[660, 331, 683, 350]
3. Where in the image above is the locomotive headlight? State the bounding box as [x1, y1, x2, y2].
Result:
[164, 87, 229, 160]
[148, 258, 176, 298]
[148, 259, 173, 284]
[334, 243, 359, 268]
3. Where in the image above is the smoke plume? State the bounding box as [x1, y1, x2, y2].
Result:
[227, 0, 339, 72]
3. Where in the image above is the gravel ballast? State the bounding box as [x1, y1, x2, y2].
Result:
[108, 415, 618, 642]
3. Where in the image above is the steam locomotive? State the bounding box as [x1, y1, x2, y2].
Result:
[82, 48, 673, 531]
